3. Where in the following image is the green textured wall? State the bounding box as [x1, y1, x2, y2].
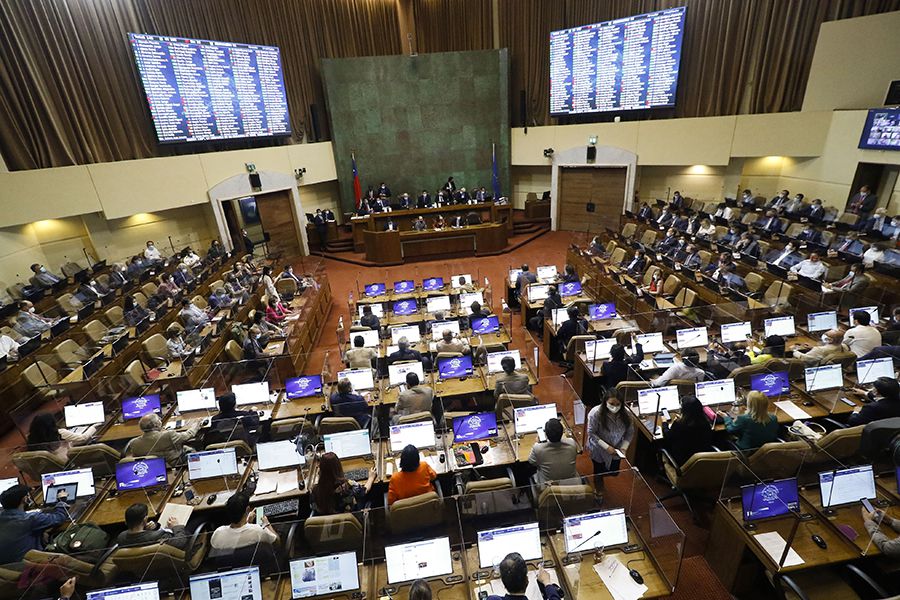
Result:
[322, 50, 509, 213]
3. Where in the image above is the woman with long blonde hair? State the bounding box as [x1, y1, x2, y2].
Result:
[718, 390, 779, 451]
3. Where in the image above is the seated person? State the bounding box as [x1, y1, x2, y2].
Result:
[848, 377, 900, 426]
[208, 287, 234, 311]
[494, 355, 531, 398]
[677, 244, 702, 270]
[621, 249, 646, 276]
[655, 228, 679, 253]
[662, 395, 713, 465]
[125, 413, 201, 466]
[182, 248, 202, 268]
[435, 328, 470, 355]
[528, 285, 561, 333]
[173, 263, 195, 287]
[640, 270, 664, 296]
[718, 391, 779, 451]
[393, 372, 434, 424]
[468, 301, 489, 319]
[792, 329, 844, 365]
[783, 193, 805, 215]
[487, 554, 561, 600]
[664, 235, 688, 258]
[345, 335, 377, 369]
[732, 232, 760, 257]
[310, 452, 376, 514]
[862, 242, 887, 268]
[15, 300, 53, 336]
[704, 252, 734, 277]
[0, 484, 69, 564]
[655, 205, 674, 227]
[599, 342, 643, 391]
[30, 263, 63, 288]
[388, 337, 423, 365]
[765, 242, 801, 268]
[211, 392, 260, 433]
[432, 215, 446, 229]
[224, 274, 250, 304]
[754, 209, 784, 234]
[767, 190, 790, 212]
[844, 310, 882, 358]
[210, 492, 278, 552]
[455, 276, 475, 292]
[207, 239, 225, 260]
[179, 298, 210, 330]
[144, 240, 163, 264]
[671, 210, 689, 232]
[713, 202, 733, 221]
[557, 305, 589, 355]
[587, 235, 606, 256]
[117, 502, 189, 549]
[739, 189, 756, 208]
[27, 412, 95, 462]
[528, 418, 578, 484]
[720, 226, 740, 245]
[515, 264, 537, 298]
[794, 223, 822, 244]
[243, 325, 268, 362]
[165, 325, 194, 361]
[829, 231, 866, 256]
[387, 444, 437, 505]
[789, 252, 827, 281]
[650, 348, 705, 386]
[637, 202, 654, 220]
[329, 378, 372, 429]
[449, 214, 465, 228]
[412, 216, 427, 231]
[862, 506, 900, 558]
[747, 334, 786, 364]
[279, 264, 302, 284]
[265, 297, 290, 324]
[157, 273, 181, 299]
[123, 295, 151, 327]
[0, 333, 19, 361]
[802, 197, 826, 222]
[359, 304, 381, 331]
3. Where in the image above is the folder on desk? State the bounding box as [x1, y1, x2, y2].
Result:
[159, 503, 193, 527]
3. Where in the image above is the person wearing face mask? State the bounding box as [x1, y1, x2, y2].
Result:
[123, 295, 151, 327]
[847, 377, 900, 426]
[714, 202, 733, 221]
[655, 228, 679, 253]
[783, 193, 805, 215]
[225, 274, 250, 304]
[108, 262, 129, 288]
[795, 223, 821, 245]
[739, 189, 755, 208]
[165, 325, 194, 361]
[208, 287, 234, 311]
[587, 236, 606, 256]
[861, 242, 887, 268]
[846, 185, 877, 218]
[733, 232, 760, 258]
[721, 226, 740, 245]
[802, 198, 825, 222]
[242, 325, 267, 362]
[637, 201, 654, 221]
[182, 248, 201, 268]
[172, 263, 193, 288]
[655, 205, 674, 227]
[829, 231, 866, 257]
[621, 249, 647, 276]
[650, 348, 705, 387]
[789, 252, 827, 281]
[587, 390, 633, 480]
[144, 240, 163, 264]
[792, 329, 844, 365]
[766, 243, 799, 268]
[29, 263, 62, 288]
[696, 218, 716, 238]
[641, 270, 664, 296]
[157, 273, 181, 299]
[15, 300, 53, 337]
[755, 209, 784, 234]
[767, 190, 790, 212]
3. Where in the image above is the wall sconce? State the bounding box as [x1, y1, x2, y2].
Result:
[543, 148, 554, 158]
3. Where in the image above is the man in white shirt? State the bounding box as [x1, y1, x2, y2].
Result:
[144, 240, 162, 263]
[790, 253, 827, 280]
[210, 492, 278, 552]
[0, 334, 19, 360]
[770, 243, 797, 267]
[844, 310, 883, 357]
[650, 349, 706, 387]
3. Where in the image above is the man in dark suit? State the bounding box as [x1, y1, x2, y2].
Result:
[847, 185, 877, 217]
[449, 214, 465, 228]
[739, 188, 755, 208]
[859, 208, 889, 233]
[755, 210, 784, 234]
[377, 182, 391, 198]
[397, 193, 412, 210]
[802, 198, 825, 222]
[466, 211, 482, 225]
[678, 244, 702, 270]
[442, 176, 456, 195]
[417, 190, 431, 208]
[830, 232, 866, 256]
[474, 187, 487, 202]
[313, 209, 327, 246]
[683, 214, 701, 235]
[387, 337, 424, 366]
[795, 224, 821, 244]
[323, 208, 336, 222]
[486, 554, 561, 600]
[436, 190, 449, 206]
[357, 200, 372, 216]
[383, 218, 398, 231]
[637, 202, 654, 221]
[655, 206, 674, 227]
[621, 249, 647, 276]
[455, 187, 470, 203]
[671, 211, 688, 232]
[655, 228, 678, 253]
[767, 190, 790, 212]
[733, 232, 760, 257]
[669, 191, 684, 209]
[720, 226, 740, 245]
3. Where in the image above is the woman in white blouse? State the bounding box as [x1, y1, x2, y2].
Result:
[697, 218, 717, 238]
[261, 266, 281, 302]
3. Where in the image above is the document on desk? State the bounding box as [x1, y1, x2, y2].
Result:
[753, 531, 804, 567]
[276, 470, 299, 494]
[254, 471, 279, 495]
[593, 555, 648, 600]
[159, 503, 193, 527]
[773, 401, 812, 420]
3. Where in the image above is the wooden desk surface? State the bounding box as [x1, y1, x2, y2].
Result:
[272, 394, 329, 419]
[434, 374, 486, 397]
[380, 443, 452, 480]
[166, 463, 252, 513]
[799, 485, 899, 556]
[372, 558, 469, 600]
[442, 427, 517, 473]
[84, 476, 175, 527]
[247, 459, 311, 505]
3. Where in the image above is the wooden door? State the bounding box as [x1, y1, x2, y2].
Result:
[558, 166, 626, 233]
[256, 190, 303, 258]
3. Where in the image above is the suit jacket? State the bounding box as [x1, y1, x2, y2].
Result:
[383, 222, 398, 231]
[683, 219, 701, 235]
[734, 239, 760, 258]
[125, 426, 200, 466]
[672, 217, 688, 231]
[34, 271, 61, 288]
[377, 186, 391, 197]
[656, 211, 674, 226]
[849, 192, 877, 214]
[623, 256, 647, 275]
[529, 438, 579, 484]
[861, 215, 888, 233]
[449, 215, 465, 228]
[637, 206, 654, 220]
[416, 194, 430, 208]
[804, 205, 825, 221]
[721, 231, 740, 245]
[795, 229, 821, 244]
[493, 371, 531, 399]
[670, 196, 684, 209]
[397, 197, 411, 209]
[656, 235, 677, 252]
[475, 191, 487, 201]
[682, 252, 702, 270]
[323, 210, 336, 221]
[395, 385, 434, 419]
[758, 217, 783, 233]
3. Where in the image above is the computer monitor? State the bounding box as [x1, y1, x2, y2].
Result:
[393, 280, 415, 294]
[438, 355, 473, 380]
[289, 552, 360, 599]
[63, 401, 105, 428]
[336, 368, 375, 391]
[563, 508, 629, 553]
[741, 478, 800, 522]
[392, 299, 418, 316]
[350, 329, 380, 348]
[850, 306, 879, 326]
[257, 440, 306, 471]
[764, 316, 796, 338]
[422, 277, 444, 291]
[458, 292, 484, 314]
[426, 296, 452, 313]
[637, 386, 680, 415]
[527, 284, 551, 302]
[45, 482, 78, 504]
[804, 364, 844, 392]
[323, 429, 371, 458]
[232, 381, 269, 405]
[477, 522, 542, 568]
[389, 421, 436, 452]
[551, 308, 570, 328]
[486, 349, 521, 374]
[384, 537, 453, 584]
[451, 274, 473, 289]
[513, 403, 557, 434]
[364, 283, 385, 297]
[589, 303, 616, 320]
[508, 269, 523, 285]
[285, 375, 323, 399]
[430, 320, 461, 339]
[695, 379, 736, 406]
[819, 465, 876, 508]
[357, 303, 384, 318]
[856, 357, 894, 384]
[176, 387, 217, 413]
[675, 327, 708, 349]
[41, 468, 95, 499]
[122, 394, 161, 420]
[116, 457, 167, 491]
[559, 281, 582, 297]
[390, 325, 421, 344]
[190, 567, 262, 600]
[807, 310, 838, 333]
[720, 321, 752, 344]
[187, 448, 239, 480]
[87, 582, 160, 600]
[584, 338, 617, 362]
[387, 361, 425, 387]
[634, 332, 665, 354]
[452, 412, 498, 443]
[0, 477, 18, 495]
[750, 371, 790, 397]
[536, 265, 558, 282]
[471, 315, 500, 334]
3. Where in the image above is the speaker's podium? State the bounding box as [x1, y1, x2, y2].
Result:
[363, 224, 507, 265]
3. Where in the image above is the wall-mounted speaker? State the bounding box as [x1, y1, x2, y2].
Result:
[249, 173, 262, 189]
[586, 146, 597, 162]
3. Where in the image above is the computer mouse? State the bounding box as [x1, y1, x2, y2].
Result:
[629, 569, 644, 585]
[439, 453, 445, 463]
[481, 445, 489, 454]
[812, 534, 827, 549]
[321, 404, 327, 411]
[206, 493, 217, 505]
[298, 480, 305, 490]
[802, 401, 814, 407]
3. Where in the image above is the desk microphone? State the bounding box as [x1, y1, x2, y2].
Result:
[568, 528, 603, 555]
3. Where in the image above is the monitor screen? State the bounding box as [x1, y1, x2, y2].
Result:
[0, 477, 18, 495]
[534, 266, 556, 282]
[232, 381, 269, 406]
[323, 429, 370, 458]
[858, 108, 900, 151]
[41, 468, 95, 499]
[487, 349, 521, 374]
[750, 371, 790, 397]
[189, 567, 262, 600]
[357, 303, 384, 318]
[527, 284, 551, 302]
[116, 457, 167, 491]
[392, 300, 418, 316]
[549, 7, 687, 116]
[451, 274, 473, 288]
[452, 412, 498, 443]
[45, 483, 78, 504]
[477, 522, 542, 569]
[426, 296, 451, 313]
[559, 281, 582, 297]
[336, 368, 375, 391]
[459, 292, 485, 313]
[387, 361, 425, 387]
[87, 582, 160, 600]
[122, 394, 161, 420]
[589, 303, 616, 320]
[128, 34, 290, 144]
[390, 325, 421, 344]
[364, 283, 386, 297]
[804, 364, 844, 392]
[285, 375, 323, 399]
[289, 552, 360, 599]
[675, 327, 709, 349]
[850, 306, 879, 326]
[741, 478, 800, 522]
[551, 307, 570, 328]
[187, 448, 239, 480]
[764, 316, 796, 338]
[176, 387, 217, 413]
[637, 386, 680, 415]
[389, 421, 436, 452]
[513, 403, 557, 434]
[634, 332, 665, 354]
[563, 508, 629, 553]
[720, 322, 752, 345]
[819, 465, 876, 508]
[384, 537, 453, 584]
[349, 329, 380, 348]
[807, 311, 838, 333]
[471, 315, 500, 334]
[508, 269, 522, 285]
[430, 320, 461, 339]
[584, 338, 616, 362]
[695, 379, 736, 407]
[393, 280, 415, 294]
[422, 277, 444, 291]
[856, 357, 894, 385]
[438, 355, 473, 380]
[257, 440, 306, 471]
[64, 401, 106, 428]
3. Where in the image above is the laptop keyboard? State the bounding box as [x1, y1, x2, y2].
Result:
[344, 468, 370, 482]
[262, 498, 299, 518]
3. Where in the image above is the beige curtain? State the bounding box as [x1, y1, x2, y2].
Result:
[413, 0, 493, 53]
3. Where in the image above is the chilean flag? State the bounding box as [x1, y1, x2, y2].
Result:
[351, 152, 362, 208]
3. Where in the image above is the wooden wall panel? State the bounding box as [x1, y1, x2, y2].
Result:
[256, 190, 302, 258]
[558, 167, 626, 233]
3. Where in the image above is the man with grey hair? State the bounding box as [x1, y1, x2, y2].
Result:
[125, 413, 201, 466]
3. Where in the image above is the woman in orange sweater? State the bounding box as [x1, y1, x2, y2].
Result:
[388, 444, 438, 505]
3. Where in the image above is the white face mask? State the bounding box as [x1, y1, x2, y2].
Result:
[606, 402, 621, 414]
[821, 334, 832, 344]
[28, 307, 35, 313]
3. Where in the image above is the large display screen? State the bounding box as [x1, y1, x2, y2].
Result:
[549, 7, 687, 116]
[128, 33, 291, 144]
[858, 108, 900, 151]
